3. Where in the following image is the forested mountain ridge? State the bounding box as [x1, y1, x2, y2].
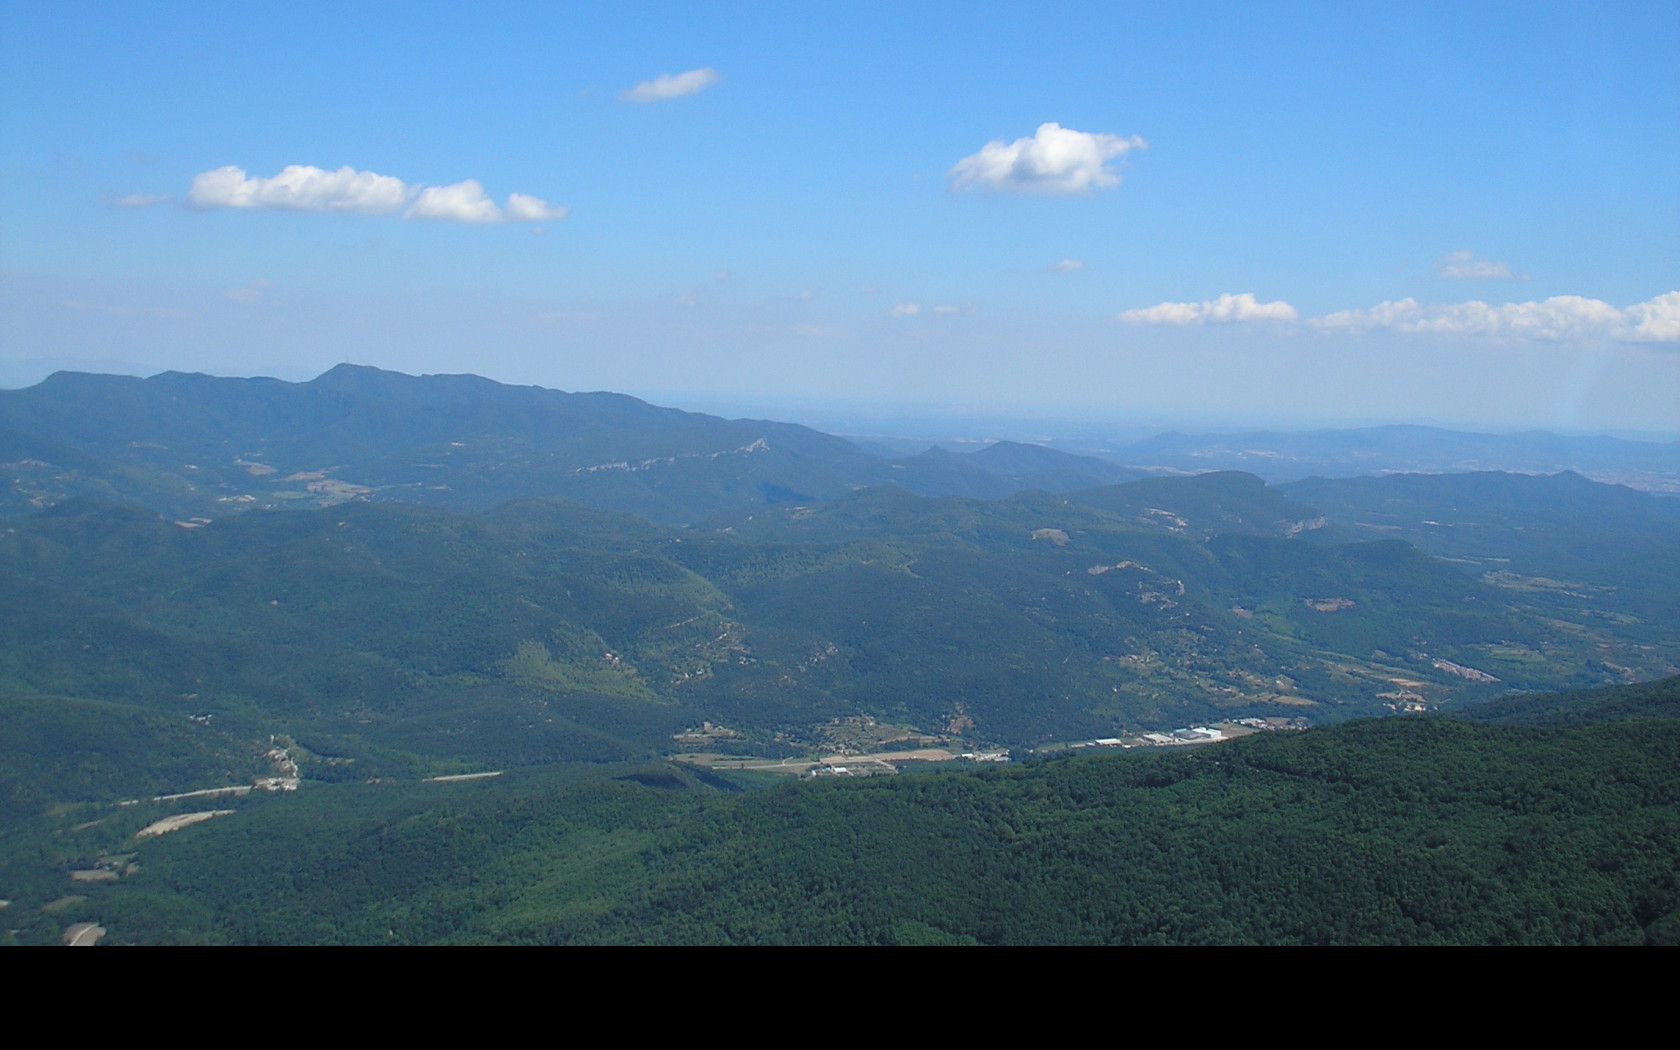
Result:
[0, 366, 1154, 524]
[12, 366, 1675, 527]
[0, 365, 883, 524]
[1458, 674, 1680, 727]
[9, 677, 1677, 945]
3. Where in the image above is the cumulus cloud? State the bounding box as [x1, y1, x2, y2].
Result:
[1437, 251, 1526, 280]
[950, 122, 1146, 195]
[504, 192, 570, 222]
[891, 303, 922, 317]
[110, 192, 171, 209]
[1050, 258, 1084, 273]
[1119, 293, 1298, 325]
[1115, 287, 1680, 344]
[185, 164, 565, 224]
[189, 164, 411, 213]
[1314, 291, 1680, 343]
[407, 179, 501, 223]
[622, 68, 721, 102]
[1621, 291, 1680, 342]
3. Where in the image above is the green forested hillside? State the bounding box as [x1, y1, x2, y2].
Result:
[0, 694, 267, 824]
[881, 441, 1144, 499]
[1068, 470, 1327, 538]
[1459, 674, 1680, 726]
[5, 475, 1668, 805]
[11, 701, 1675, 945]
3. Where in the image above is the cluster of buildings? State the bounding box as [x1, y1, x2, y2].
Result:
[1065, 724, 1244, 751]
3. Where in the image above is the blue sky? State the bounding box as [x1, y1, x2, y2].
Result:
[3, 1, 1677, 433]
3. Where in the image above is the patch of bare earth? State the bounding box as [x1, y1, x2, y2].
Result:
[1305, 598, 1356, 612]
[63, 923, 106, 946]
[135, 810, 234, 839]
[41, 895, 87, 914]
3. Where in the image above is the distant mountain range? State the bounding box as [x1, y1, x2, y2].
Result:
[0, 366, 1139, 524]
[1067, 425, 1680, 494]
[5, 367, 1676, 531]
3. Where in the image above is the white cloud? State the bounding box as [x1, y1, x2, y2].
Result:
[1315, 298, 1426, 331]
[891, 302, 921, 317]
[932, 303, 975, 315]
[1203, 294, 1299, 323]
[622, 67, 721, 102]
[949, 122, 1147, 195]
[189, 164, 412, 213]
[504, 192, 570, 222]
[1050, 258, 1084, 273]
[675, 290, 699, 307]
[110, 192, 171, 208]
[186, 164, 565, 224]
[1437, 250, 1526, 280]
[1621, 291, 1680, 342]
[1119, 292, 1298, 325]
[407, 179, 501, 223]
[1314, 291, 1680, 343]
[1120, 300, 1203, 325]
